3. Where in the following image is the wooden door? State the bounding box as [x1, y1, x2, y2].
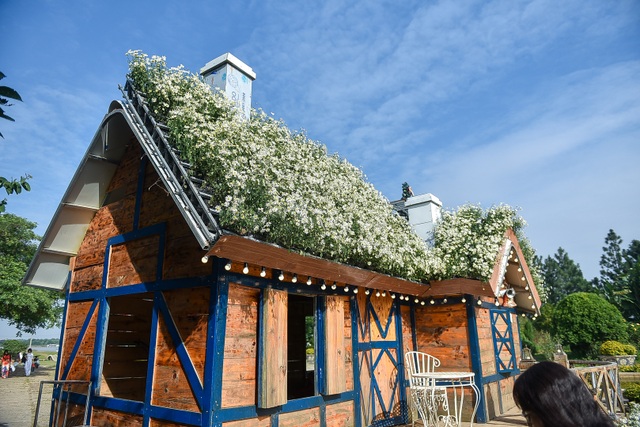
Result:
[356, 292, 407, 427]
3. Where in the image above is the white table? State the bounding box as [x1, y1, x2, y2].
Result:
[410, 371, 480, 427]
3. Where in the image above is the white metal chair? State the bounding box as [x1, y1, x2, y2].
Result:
[405, 351, 450, 426]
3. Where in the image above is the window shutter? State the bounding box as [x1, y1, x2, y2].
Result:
[324, 296, 347, 395]
[259, 288, 288, 408]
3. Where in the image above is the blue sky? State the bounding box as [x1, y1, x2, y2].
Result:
[1, 0, 639, 338]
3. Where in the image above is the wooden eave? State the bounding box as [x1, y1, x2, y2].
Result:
[205, 234, 430, 297]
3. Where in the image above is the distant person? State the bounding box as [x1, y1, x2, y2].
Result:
[513, 361, 614, 427]
[1, 350, 11, 378]
[24, 348, 34, 377]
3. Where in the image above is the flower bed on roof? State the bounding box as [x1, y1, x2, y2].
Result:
[126, 51, 538, 285]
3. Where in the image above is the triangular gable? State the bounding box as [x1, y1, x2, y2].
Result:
[24, 92, 221, 290]
[489, 228, 542, 314]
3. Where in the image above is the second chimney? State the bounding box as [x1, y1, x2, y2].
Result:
[405, 193, 442, 245]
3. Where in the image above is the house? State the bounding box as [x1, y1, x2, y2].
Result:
[24, 53, 541, 427]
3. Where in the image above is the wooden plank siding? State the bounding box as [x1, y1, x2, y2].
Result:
[222, 283, 260, 409]
[414, 303, 472, 371]
[325, 295, 347, 395]
[259, 288, 288, 408]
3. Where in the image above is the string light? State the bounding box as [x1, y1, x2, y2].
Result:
[321, 281, 327, 290]
[420, 301, 426, 306]
[528, 295, 532, 300]
[201, 255, 209, 264]
[353, 287, 358, 294]
[477, 297, 482, 306]
[525, 285, 529, 291]
[430, 299, 435, 305]
[260, 267, 267, 277]
[531, 304, 535, 309]
[381, 291, 386, 297]
[494, 299, 500, 306]
[414, 298, 419, 303]
[461, 297, 466, 303]
[306, 277, 312, 285]
[278, 271, 285, 281]
[243, 263, 249, 274]
[443, 298, 448, 303]
[331, 282, 337, 290]
[344, 285, 350, 292]
[375, 291, 381, 297]
[365, 289, 370, 295]
[292, 274, 298, 283]
[391, 293, 396, 299]
[224, 261, 232, 271]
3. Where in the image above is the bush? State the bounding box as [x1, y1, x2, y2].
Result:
[552, 293, 628, 358]
[626, 383, 640, 403]
[601, 340, 637, 356]
[620, 364, 640, 372]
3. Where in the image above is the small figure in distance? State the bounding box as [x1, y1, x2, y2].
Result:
[513, 361, 614, 427]
[24, 348, 34, 377]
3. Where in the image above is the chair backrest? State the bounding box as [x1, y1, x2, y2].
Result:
[404, 351, 441, 387]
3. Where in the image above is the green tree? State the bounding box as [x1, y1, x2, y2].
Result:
[552, 292, 628, 358]
[594, 231, 640, 320]
[540, 247, 591, 304]
[0, 213, 63, 335]
[1, 71, 30, 212]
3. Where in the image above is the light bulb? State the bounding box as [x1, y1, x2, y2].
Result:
[477, 298, 482, 306]
[391, 294, 396, 299]
[224, 261, 232, 271]
[430, 299, 435, 305]
[365, 289, 370, 295]
[461, 297, 466, 303]
[443, 298, 447, 303]
[531, 304, 535, 309]
[344, 285, 349, 292]
[353, 288, 358, 294]
[243, 263, 249, 274]
[381, 291, 386, 297]
[306, 277, 312, 285]
[321, 283, 327, 290]
[291, 274, 297, 283]
[260, 267, 267, 277]
[420, 301, 425, 306]
[375, 291, 381, 297]
[278, 271, 285, 281]
[201, 255, 209, 264]
[331, 283, 337, 290]
[495, 299, 500, 306]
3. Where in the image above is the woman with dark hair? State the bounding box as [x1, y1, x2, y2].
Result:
[513, 361, 614, 427]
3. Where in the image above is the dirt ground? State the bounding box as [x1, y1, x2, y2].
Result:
[0, 363, 55, 427]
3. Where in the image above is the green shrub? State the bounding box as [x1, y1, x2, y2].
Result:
[552, 293, 628, 358]
[625, 344, 638, 355]
[600, 340, 636, 356]
[620, 364, 640, 372]
[626, 383, 640, 403]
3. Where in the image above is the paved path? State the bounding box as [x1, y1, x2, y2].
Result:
[0, 363, 526, 427]
[0, 363, 55, 427]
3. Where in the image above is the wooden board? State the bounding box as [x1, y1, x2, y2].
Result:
[91, 408, 143, 427]
[325, 296, 347, 394]
[222, 283, 260, 409]
[325, 401, 355, 427]
[259, 288, 287, 408]
[278, 407, 320, 427]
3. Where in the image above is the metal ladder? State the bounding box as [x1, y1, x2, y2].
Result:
[33, 380, 91, 427]
[119, 79, 222, 249]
